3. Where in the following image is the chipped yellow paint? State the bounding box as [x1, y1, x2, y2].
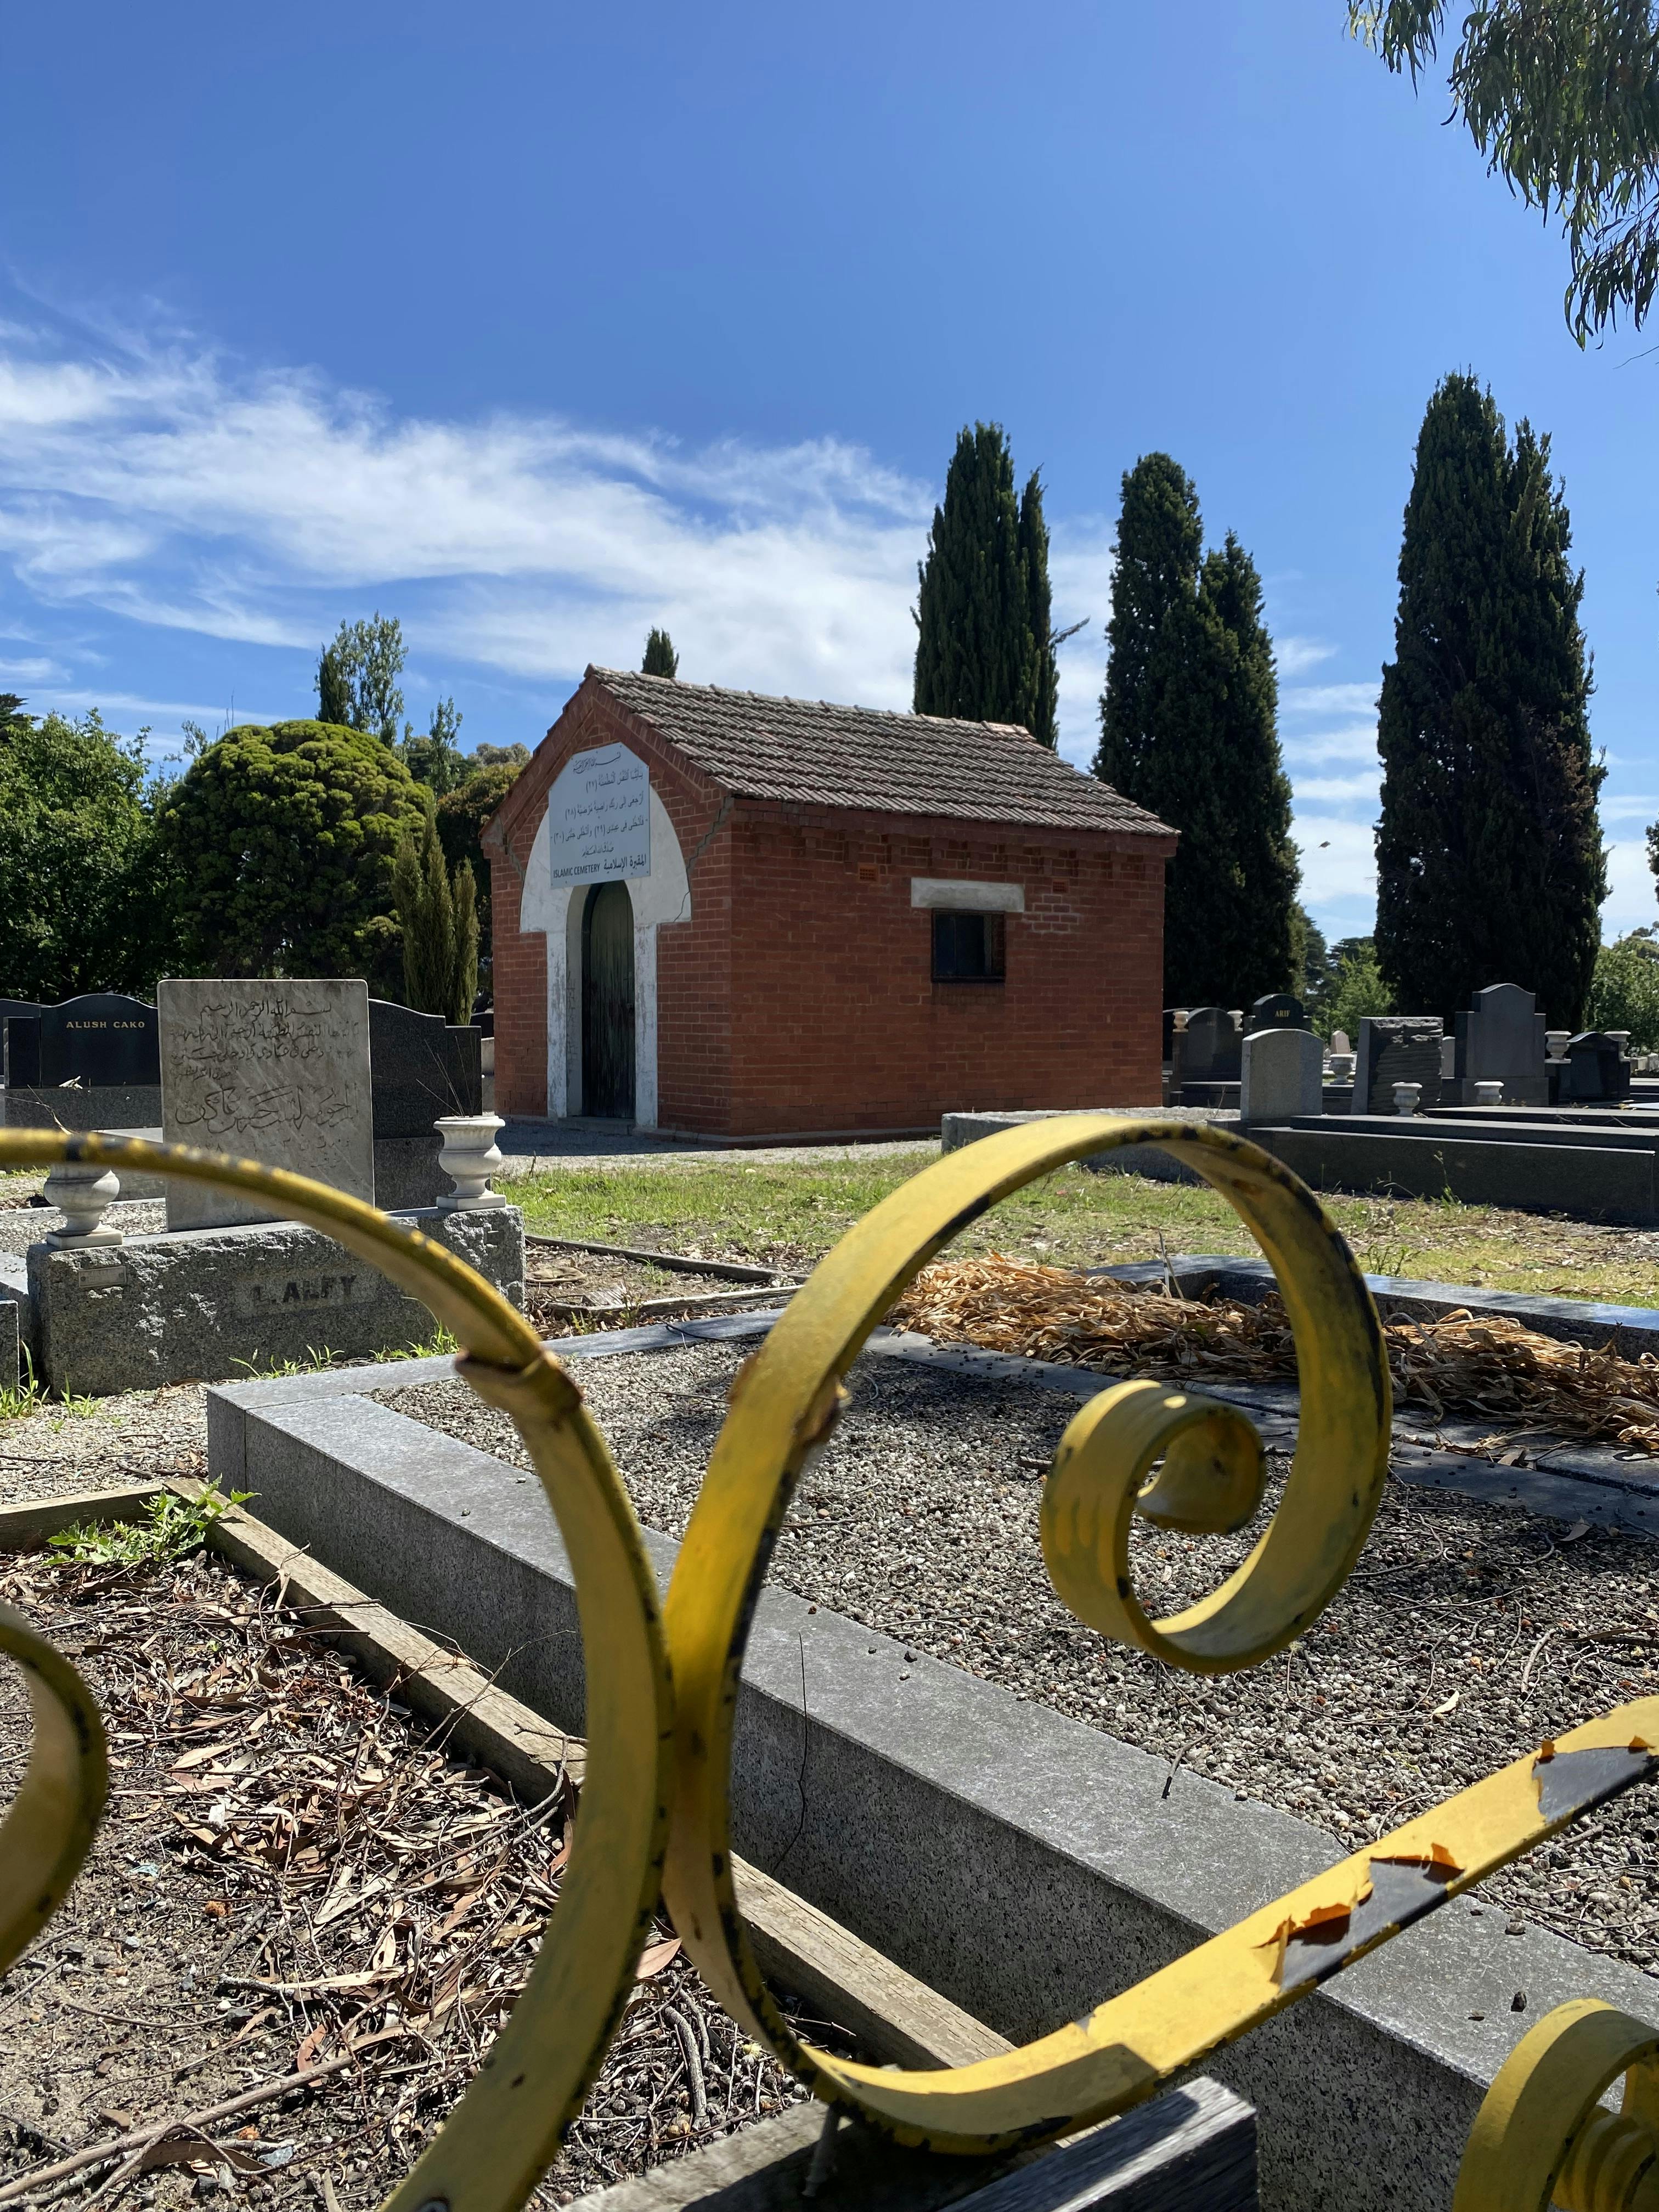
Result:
[0, 1130, 673, 2212]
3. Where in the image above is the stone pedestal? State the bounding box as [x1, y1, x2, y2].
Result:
[27, 1204, 524, 1395]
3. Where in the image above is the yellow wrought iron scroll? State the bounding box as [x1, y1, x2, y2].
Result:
[4, 1116, 1658, 2199]
[659, 1116, 1659, 2152]
[0, 1129, 674, 2212]
[1455, 1997, 1659, 2211]
[0, 1601, 106, 1977]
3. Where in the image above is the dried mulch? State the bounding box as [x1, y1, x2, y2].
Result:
[891, 1255, 1659, 1454]
[0, 1543, 810, 2212]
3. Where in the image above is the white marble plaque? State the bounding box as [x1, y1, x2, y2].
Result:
[159, 978, 375, 1231]
[547, 743, 651, 885]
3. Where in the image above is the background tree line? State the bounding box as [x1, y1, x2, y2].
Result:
[0, 615, 532, 1018]
[915, 381, 1612, 1034]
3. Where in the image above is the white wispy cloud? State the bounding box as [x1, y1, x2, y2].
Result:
[0, 318, 936, 713]
[1274, 635, 1337, 680]
[1280, 722, 1381, 769]
[0, 314, 1141, 761]
[1282, 680, 1379, 719]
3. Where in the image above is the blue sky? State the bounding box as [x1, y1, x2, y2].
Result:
[2, 1, 1654, 946]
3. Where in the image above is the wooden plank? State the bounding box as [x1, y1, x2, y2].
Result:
[562, 2079, 1256, 2212]
[0, 1484, 165, 1550]
[951, 2080, 1256, 2211]
[166, 1481, 1003, 2074]
[170, 1477, 586, 1799]
[733, 1858, 1007, 2071]
[524, 1235, 781, 1284]
[540, 1284, 797, 1324]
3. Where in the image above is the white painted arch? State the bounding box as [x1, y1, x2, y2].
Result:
[520, 777, 690, 1127]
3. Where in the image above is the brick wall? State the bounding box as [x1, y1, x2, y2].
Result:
[487, 675, 1172, 1134]
[717, 803, 1169, 1135]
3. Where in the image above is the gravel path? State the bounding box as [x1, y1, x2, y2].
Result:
[382, 1342, 1659, 1987]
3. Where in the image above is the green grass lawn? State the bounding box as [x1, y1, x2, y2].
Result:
[499, 1148, 1659, 1309]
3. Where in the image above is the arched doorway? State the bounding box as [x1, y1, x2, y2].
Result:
[582, 882, 635, 1118]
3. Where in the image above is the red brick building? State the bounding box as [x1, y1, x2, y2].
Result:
[483, 667, 1176, 1139]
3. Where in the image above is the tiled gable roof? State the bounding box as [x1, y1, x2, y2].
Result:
[589, 668, 1173, 837]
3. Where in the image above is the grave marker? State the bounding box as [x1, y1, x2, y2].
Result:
[4, 993, 158, 1088]
[159, 977, 375, 1229]
[1559, 1031, 1633, 1105]
[1248, 992, 1304, 1031]
[1179, 1007, 1243, 1085]
[369, 1000, 485, 1210]
[1239, 1027, 1323, 1124]
[1453, 981, 1548, 1107]
[1354, 1016, 1444, 1115]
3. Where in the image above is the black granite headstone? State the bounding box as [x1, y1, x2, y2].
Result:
[369, 1000, 483, 1138]
[1559, 1031, 1632, 1105]
[1453, 982, 1548, 1107]
[1355, 1016, 1444, 1114]
[1249, 993, 1304, 1032]
[1181, 1007, 1243, 1084]
[32, 994, 158, 1086]
[4, 1015, 40, 1088]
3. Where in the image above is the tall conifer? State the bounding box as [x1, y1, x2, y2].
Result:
[1094, 456, 1298, 1004]
[913, 423, 1058, 746]
[1375, 375, 1604, 1025]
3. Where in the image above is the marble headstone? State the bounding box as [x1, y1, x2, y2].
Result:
[1248, 993, 1304, 1032]
[1453, 983, 1549, 1107]
[159, 978, 375, 1230]
[1240, 1027, 1323, 1125]
[1355, 1016, 1444, 1116]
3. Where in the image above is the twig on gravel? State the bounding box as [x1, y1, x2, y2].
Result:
[1520, 1627, 1558, 1692]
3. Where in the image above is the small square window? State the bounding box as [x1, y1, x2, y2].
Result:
[932, 909, 1005, 983]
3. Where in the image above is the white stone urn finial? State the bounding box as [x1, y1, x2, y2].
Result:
[42, 1159, 123, 1247]
[1392, 1081, 1422, 1118]
[436, 1114, 506, 1212]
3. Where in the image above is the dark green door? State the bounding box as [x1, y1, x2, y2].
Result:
[582, 882, 635, 1119]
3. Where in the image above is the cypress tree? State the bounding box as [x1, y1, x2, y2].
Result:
[1018, 472, 1059, 748]
[642, 628, 679, 678]
[1094, 456, 1299, 1004]
[913, 423, 1057, 744]
[1375, 375, 1605, 1025]
[317, 642, 352, 726]
[393, 796, 480, 1023]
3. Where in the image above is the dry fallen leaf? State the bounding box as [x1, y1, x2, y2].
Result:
[636, 1935, 682, 1979]
[1431, 1691, 1461, 1718]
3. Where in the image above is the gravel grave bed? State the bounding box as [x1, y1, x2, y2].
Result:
[381, 1342, 1659, 1988]
[0, 1383, 208, 1505]
[0, 1541, 815, 2212]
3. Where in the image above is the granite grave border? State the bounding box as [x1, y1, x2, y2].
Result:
[206, 1300, 1659, 2212]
